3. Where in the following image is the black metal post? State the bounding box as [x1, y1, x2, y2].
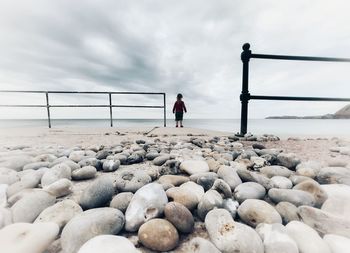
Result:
[45, 92, 51, 128]
[109, 93, 113, 127]
[163, 93, 166, 127]
[240, 43, 251, 136]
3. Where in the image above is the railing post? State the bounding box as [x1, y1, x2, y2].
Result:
[109, 93, 113, 127]
[240, 43, 251, 136]
[163, 93, 166, 127]
[45, 92, 51, 128]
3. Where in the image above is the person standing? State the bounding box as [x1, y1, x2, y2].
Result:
[172, 93, 187, 127]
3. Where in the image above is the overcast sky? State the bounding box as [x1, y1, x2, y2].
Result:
[0, 0, 349, 119]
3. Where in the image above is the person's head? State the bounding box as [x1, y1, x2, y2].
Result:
[177, 93, 183, 101]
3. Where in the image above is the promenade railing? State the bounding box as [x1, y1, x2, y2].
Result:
[0, 90, 166, 128]
[239, 43, 350, 135]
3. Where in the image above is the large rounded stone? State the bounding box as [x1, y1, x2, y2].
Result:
[293, 180, 328, 207]
[7, 171, 41, 197]
[268, 188, 315, 206]
[197, 190, 223, 220]
[114, 170, 151, 193]
[217, 165, 242, 190]
[179, 181, 205, 202]
[180, 160, 209, 175]
[234, 182, 266, 203]
[317, 167, 350, 185]
[0, 167, 19, 185]
[178, 237, 221, 253]
[260, 165, 292, 178]
[323, 234, 350, 253]
[236, 168, 274, 189]
[0, 184, 7, 207]
[0, 207, 12, 229]
[205, 208, 264, 253]
[275, 201, 300, 224]
[276, 153, 300, 170]
[164, 202, 194, 233]
[153, 154, 171, 166]
[35, 199, 83, 231]
[286, 221, 331, 253]
[41, 163, 71, 187]
[109, 192, 134, 213]
[11, 190, 56, 223]
[61, 208, 125, 253]
[0, 222, 59, 253]
[166, 186, 199, 210]
[23, 161, 50, 171]
[138, 219, 179, 251]
[237, 199, 282, 227]
[158, 175, 189, 186]
[271, 176, 293, 189]
[78, 235, 140, 253]
[321, 196, 350, 218]
[0, 155, 33, 171]
[43, 178, 73, 197]
[79, 176, 114, 210]
[125, 183, 168, 232]
[72, 166, 97, 180]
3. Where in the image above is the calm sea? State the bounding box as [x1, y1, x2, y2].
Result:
[0, 119, 349, 138]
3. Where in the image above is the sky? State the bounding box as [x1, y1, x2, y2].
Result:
[0, 0, 350, 119]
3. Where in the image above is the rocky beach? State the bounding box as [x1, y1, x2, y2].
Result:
[0, 126, 350, 253]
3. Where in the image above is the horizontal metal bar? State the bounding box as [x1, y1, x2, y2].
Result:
[0, 90, 165, 95]
[251, 53, 350, 62]
[0, 105, 47, 107]
[250, 95, 350, 102]
[0, 104, 164, 108]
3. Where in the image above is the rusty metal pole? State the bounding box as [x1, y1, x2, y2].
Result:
[240, 43, 251, 136]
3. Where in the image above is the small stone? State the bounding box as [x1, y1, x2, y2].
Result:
[276, 153, 301, 170]
[237, 168, 274, 189]
[179, 237, 221, 253]
[166, 186, 199, 210]
[268, 188, 315, 206]
[0, 155, 33, 171]
[23, 161, 50, 171]
[126, 153, 144, 164]
[110, 192, 134, 213]
[0, 184, 8, 207]
[234, 182, 266, 203]
[0, 167, 19, 185]
[72, 166, 97, 180]
[222, 198, 239, 218]
[153, 154, 171, 166]
[271, 176, 293, 189]
[102, 160, 120, 172]
[260, 165, 292, 178]
[323, 234, 350, 253]
[43, 178, 73, 197]
[210, 179, 232, 198]
[180, 160, 209, 175]
[78, 158, 102, 170]
[197, 190, 223, 220]
[293, 180, 328, 207]
[96, 150, 111, 160]
[164, 202, 194, 233]
[317, 167, 350, 185]
[0, 207, 12, 229]
[217, 165, 242, 190]
[179, 181, 205, 202]
[275, 202, 300, 224]
[321, 196, 350, 218]
[114, 170, 151, 193]
[41, 163, 71, 187]
[289, 175, 312, 185]
[138, 219, 179, 252]
[158, 175, 189, 186]
[7, 171, 41, 197]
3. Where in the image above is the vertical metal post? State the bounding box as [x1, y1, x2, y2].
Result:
[45, 92, 51, 128]
[240, 43, 251, 136]
[109, 93, 113, 127]
[163, 93, 166, 127]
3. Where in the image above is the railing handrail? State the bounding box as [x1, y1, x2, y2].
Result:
[239, 43, 350, 136]
[0, 90, 167, 128]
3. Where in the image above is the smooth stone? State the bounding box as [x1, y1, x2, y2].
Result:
[321, 196, 350, 218]
[35, 199, 82, 231]
[217, 165, 242, 190]
[78, 158, 102, 170]
[286, 221, 331, 253]
[197, 190, 223, 220]
[7, 172, 41, 197]
[96, 150, 111, 160]
[189, 172, 218, 182]
[179, 181, 205, 202]
[145, 152, 160, 160]
[323, 234, 350, 253]
[79, 176, 114, 210]
[23, 162, 50, 171]
[197, 175, 216, 191]
[180, 160, 209, 175]
[260, 166, 292, 178]
[126, 153, 144, 164]
[69, 150, 86, 163]
[206, 159, 221, 173]
[34, 154, 57, 163]
[251, 156, 268, 170]
[153, 154, 171, 166]
[125, 183, 168, 232]
[164, 202, 194, 233]
[299, 206, 350, 238]
[236, 168, 274, 189]
[0, 155, 33, 171]
[179, 237, 221, 253]
[166, 186, 199, 210]
[138, 219, 179, 251]
[293, 180, 328, 207]
[114, 170, 151, 193]
[61, 208, 125, 253]
[222, 198, 239, 218]
[205, 208, 264, 253]
[234, 182, 266, 203]
[113, 154, 127, 165]
[0, 207, 12, 229]
[210, 179, 232, 198]
[271, 176, 293, 189]
[268, 188, 315, 206]
[0, 184, 8, 207]
[275, 202, 300, 224]
[41, 163, 71, 187]
[238, 199, 282, 227]
[276, 153, 300, 170]
[72, 166, 97, 180]
[289, 175, 312, 185]
[321, 184, 350, 199]
[102, 160, 120, 172]
[0, 167, 19, 185]
[109, 192, 134, 213]
[0, 222, 59, 253]
[11, 190, 56, 223]
[256, 223, 298, 253]
[77, 235, 140, 253]
[43, 178, 73, 197]
[317, 167, 350, 185]
[158, 175, 189, 186]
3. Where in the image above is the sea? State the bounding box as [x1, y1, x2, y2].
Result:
[0, 119, 349, 138]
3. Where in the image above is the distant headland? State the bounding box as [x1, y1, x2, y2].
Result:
[266, 104, 350, 119]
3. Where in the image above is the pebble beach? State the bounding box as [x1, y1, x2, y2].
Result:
[0, 126, 350, 253]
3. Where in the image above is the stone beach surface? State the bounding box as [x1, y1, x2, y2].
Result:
[0, 126, 350, 252]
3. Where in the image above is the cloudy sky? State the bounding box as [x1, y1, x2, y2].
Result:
[0, 0, 349, 119]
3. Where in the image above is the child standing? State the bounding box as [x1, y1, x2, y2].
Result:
[172, 93, 187, 127]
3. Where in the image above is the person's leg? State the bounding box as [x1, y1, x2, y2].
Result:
[175, 120, 179, 127]
[180, 120, 183, 127]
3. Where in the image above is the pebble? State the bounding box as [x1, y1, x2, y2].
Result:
[289, 175, 312, 185]
[206, 158, 221, 173]
[0, 222, 59, 253]
[234, 182, 266, 203]
[275, 201, 300, 224]
[35, 199, 83, 231]
[102, 160, 120, 172]
[114, 169, 151, 192]
[238, 199, 282, 227]
[126, 153, 144, 164]
[179, 181, 205, 202]
[237, 168, 274, 189]
[205, 208, 264, 253]
[323, 234, 350, 253]
[0, 184, 8, 207]
[109, 192, 134, 213]
[153, 154, 171, 166]
[43, 178, 73, 197]
[286, 221, 331, 253]
[321, 196, 350, 218]
[166, 186, 199, 210]
[72, 166, 97, 180]
[0, 155, 33, 171]
[197, 190, 223, 220]
[260, 165, 292, 178]
[61, 208, 125, 253]
[158, 175, 189, 186]
[78, 158, 102, 170]
[125, 183, 168, 232]
[23, 161, 50, 171]
[271, 176, 293, 189]
[317, 167, 350, 185]
[222, 198, 239, 218]
[0, 167, 19, 185]
[276, 153, 300, 170]
[180, 160, 209, 175]
[78, 235, 140, 253]
[293, 179, 328, 207]
[164, 202, 194, 233]
[79, 176, 114, 210]
[210, 178, 232, 198]
[138, 218, 179, 251]
[268, 188, 315, 206]
[0, 207, 12, 229]
[217, 165, 242, 190]
[7, 171, 41, 197]
[321, 184, 350, 200]
[179, 237, 221, 253]
[41, 163, 71, 187]
[69, 150, 87, 163]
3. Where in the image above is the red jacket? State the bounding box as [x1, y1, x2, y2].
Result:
[173, 101, 187, 113]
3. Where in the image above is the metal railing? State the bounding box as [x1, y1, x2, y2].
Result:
[0, 90, 166, 128]
[239, 43, 350, 135]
